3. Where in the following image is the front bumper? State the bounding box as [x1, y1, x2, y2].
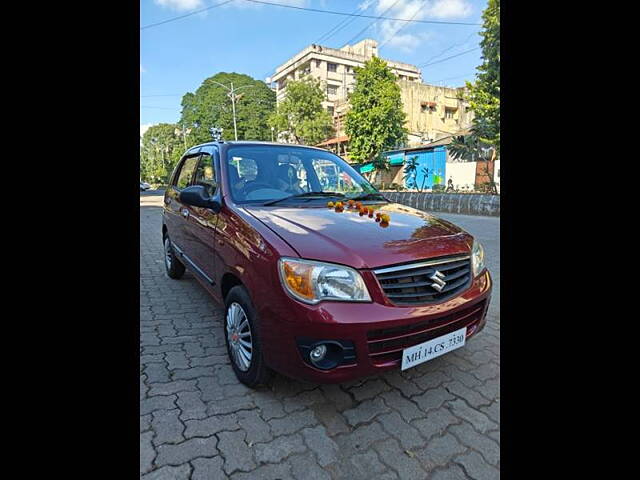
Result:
[258, 269, 492, 384]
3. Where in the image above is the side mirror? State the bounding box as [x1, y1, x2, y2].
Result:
[179, 185, 221, 213]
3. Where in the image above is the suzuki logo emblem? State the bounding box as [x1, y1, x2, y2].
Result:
[430, 270, 447, 292]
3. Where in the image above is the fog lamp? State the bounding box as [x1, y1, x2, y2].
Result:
[309, 344, 327, 363]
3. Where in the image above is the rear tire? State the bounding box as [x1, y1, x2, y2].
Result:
[164, 235, 185, 279]
[224, 285, 272, 388]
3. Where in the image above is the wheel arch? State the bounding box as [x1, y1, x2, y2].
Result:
[221, 272, 244, 302]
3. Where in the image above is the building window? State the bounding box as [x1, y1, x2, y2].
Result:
[327, 106, 334, 116]
[327, 63, 338, 72]
[445, 107, 457, 120]
[316, 60, 321, 68]
[327, 85, 338, 95]
[421, 101, 436, 113]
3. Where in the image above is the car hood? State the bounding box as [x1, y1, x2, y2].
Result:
[243, 202, 473, 269]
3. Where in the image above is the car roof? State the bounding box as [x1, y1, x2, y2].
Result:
[193, 141, 329, 153]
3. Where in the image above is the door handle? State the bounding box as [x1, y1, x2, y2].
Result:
[181, 209, 189, 218]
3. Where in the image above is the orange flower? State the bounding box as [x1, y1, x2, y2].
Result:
[375, 212, 382, 219]
[380, 221, 389, 228]
[355, 201, 363, 209]
[368, 211, 374, 218]
[359, 208, 365, 216]
[327, 201, 334, 208]
[347, 199, 355, 207]
[380, 214, 390, 223]
[375, 217, 381, 222]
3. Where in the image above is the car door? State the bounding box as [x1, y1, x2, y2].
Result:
[183, 146, 219, 285]
[164, 153, 200, 255]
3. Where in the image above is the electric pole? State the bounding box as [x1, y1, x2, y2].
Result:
[209, 80, 254, 141]
[175, 125, 191, 150]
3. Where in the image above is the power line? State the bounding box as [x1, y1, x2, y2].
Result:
[418, 47, 480, 68]
[140, 0, 234, 30]
[314, 2, 365, 45]
[343, 0, 403, 47]
[421, 31, 478, 66]
[243, 0, 481, 26]
[378, 0, 428, 49]
[426, 72, 476, 84]
[140, 105, 177, 110]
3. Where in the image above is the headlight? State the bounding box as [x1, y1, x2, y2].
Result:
[278, 257, 371, 304]
[471, 239, 486, 277]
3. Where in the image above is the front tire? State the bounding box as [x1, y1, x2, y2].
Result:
[164, 235, 185, 279]
[224, 285, 272, 388]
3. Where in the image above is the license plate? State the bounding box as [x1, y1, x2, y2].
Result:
[401, 327, 467, 371]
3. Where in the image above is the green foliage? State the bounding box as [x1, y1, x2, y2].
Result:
[345, 57, 407, 164]
[140, 123, 185, 183]
[268, 76, 334, 145]
[457, 0, 500, 154]
[179, 72, 276, 143]
[448, 134, 492, 162]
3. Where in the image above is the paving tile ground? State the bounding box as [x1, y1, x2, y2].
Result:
[140, 192, 500, 479]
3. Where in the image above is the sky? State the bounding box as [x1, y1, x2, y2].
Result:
[140, 0, 487, 136]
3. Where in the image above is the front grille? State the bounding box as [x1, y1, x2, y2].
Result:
[366, 300, 486, 364]
[374, 255, 472, 305]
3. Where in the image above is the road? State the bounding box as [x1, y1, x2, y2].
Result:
[140, 192, 500, 479]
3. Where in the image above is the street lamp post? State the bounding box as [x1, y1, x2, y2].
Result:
[175, 124, 192, 150]
[209, 80, 254, 141]
[151, 137, 164, 169]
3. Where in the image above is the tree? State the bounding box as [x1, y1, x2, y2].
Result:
[179, 72, 276, 144]
[450, 0, 500, 193]
[345, 57, 407, 172]
[140, 123, 184, 184]
[268, 76, 333, 145]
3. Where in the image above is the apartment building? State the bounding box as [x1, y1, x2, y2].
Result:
[399, 80, 474, 145]
[268, 39, 421, 114]
[268, 39, 473, 154]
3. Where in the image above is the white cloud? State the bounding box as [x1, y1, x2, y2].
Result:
[373, 0, 472, 19]
[154, 0, 204, 11]
[372, 0, 472, 52]
[230, 0, 309, 9]
[384, 31, 435, 53]
[426, 0, 472, 19]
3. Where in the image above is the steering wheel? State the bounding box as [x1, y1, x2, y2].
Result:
[243, 181, 275, 194]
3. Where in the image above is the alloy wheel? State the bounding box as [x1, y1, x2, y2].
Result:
[226, 302, 253, 372]
[164, 238, 173, 270]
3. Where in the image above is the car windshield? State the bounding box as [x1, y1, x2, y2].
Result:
[225, 145, 382, 205]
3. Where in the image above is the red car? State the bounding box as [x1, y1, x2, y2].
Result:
[162, 141, 491, 387]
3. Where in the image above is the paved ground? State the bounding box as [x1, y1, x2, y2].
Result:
[140, 192, 500, 480]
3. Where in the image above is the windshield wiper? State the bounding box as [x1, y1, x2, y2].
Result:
[348, 192, 388, 202]
[263, 191, 345, 206]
